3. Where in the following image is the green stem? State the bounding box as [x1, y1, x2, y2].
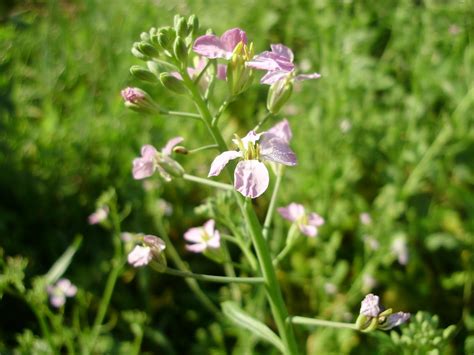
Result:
[221, 234, 258, 272]
[194, 59, 213, 85]
[188, 144, 219, 154]
[254, 111, 274, 131]
[221, 240, 242, 303]
[289, 316, 358, 330]
[32, 307, 55, 352]
[263, 165, 284, 240]
[182, 69, 299, 355]
[212, 98, 234, 126]
[273, 225, 299, 266]
[162, 267, 264, 284]
[183, 173, 233, 190]
[161, 110, 201, 120]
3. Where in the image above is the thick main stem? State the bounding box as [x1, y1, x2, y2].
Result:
[182, 73, 299, 354]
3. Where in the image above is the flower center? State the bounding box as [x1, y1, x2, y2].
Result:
[233, 134, 261, 161]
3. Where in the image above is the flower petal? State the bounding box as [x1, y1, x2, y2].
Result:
[300, 224, 317, 237]
[184, 227, 204, 243]
[246, 52, 283, 71]
[162, 136, 184, 155]
[50, 295, 66, 308]
[380, 312, 411, 330]
[141, 145, 159, 159]
[260, 135, 297, 166]
[266, 119, 292, 143]
[234, 160, 269, 198]
[360, 293, 381, 318]
[203, 219, 215, 237]
[308, 213, 325, 227]
[186, 243, 207, 253]
[127, 245, 152, 267]
[133, 157, 155, 180]
[270, 44, 294, 62]
[207, 231, 221, 249]
[193, 34, 228, 59]
[277, 203, 305, 222]
[208, 150, 242, 177]
[260, 70, 290, 85]
[294, 72, 321, 82]
[220, 28, 247, 53]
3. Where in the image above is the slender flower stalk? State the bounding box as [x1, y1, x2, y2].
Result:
[162, 267, 264, 284]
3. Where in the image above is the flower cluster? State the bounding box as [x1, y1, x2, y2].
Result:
[356, 293, 410, 332]
[278, 203, 324, 237]
[47, 278, 77, 308]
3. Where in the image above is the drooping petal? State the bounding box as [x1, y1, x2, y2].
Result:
[300, 224, 317, 237]
[360, 294, 381, 318]
[193, 34, 229, 59]
[127, 245, 152, 267]
[278, 203, 305, 222]
[133, 157, 156, 180]
[208, 150, 242, 177]
[260, 70, 290, 85]
[260, 135, 297, 166]
[234, 160, 269, 198]
[380, 312, 411, 330]
[220, 28, 247, 53]
[203, 219, 215, 237]
[186, 243, 207, 253]
[162, 136, 184, 155]
[184, 227, 204, 243]
[308, 213, 325, 227]
[266, 119, 292, 143]
[270, 44, 294, 62]
[294, 72, 321, 82]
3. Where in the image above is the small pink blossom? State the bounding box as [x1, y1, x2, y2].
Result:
[88, 206, 109, 225]
[127, 245, 152, 267]
[208, 120, 296, 198]
[193, 28, 247, 60]
[360, 293, 381, 318]
[132, 137, 184, 181]
[359, 293, 411, 330]
[121, 87, 146, 103]
[277, 203, 324, 237]
[247, 44, 321, 85]
[184, 219, 221, 253]
[47, 278, 77, 308]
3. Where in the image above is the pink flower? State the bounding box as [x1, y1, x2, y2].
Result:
[121, 87, 146, 103]
[172, 58, 227, 82]
[193, 28, 247, 60]
[359, 293, 411, 330]
[247, 44, 321, 85]
[133, 137, 184, 181]
[47, 278, 77, 308]
[360, 293, 381, 318]
[88, 206, 109, 225]
[277, 203, 324, 237]
[208, 120, 296, 198]
[184, 219, 221, 253]
[127, 235, 166, 268]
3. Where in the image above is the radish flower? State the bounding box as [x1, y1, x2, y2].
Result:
[357, 293, 411, 331]
[278, 203, 324, 237]
[127, 235, 166, 268]
[193, 28, 247, 60]
[47, 278, 77, 308]
[184, 219, 221, 253]
[208, 120, 296, 198]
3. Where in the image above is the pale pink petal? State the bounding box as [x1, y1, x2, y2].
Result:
[208, 150, 242, 177]
[360, 294, 381, 318]
[143, 235, 166, 252]
[300, 224, 317, 237]
[193, 34, 229, 59]
[294, 72, 321, 82]
[234, 160, 269, 198]
[127, 245, 152, 267]
[203, 219, 215, 237]
[186, 243, 207, 253]
[270, 44, 294, 62]
[220, 28, 247, 53]
[51, 295, 66, 308]
[141, 145, 159, 159]
[57, 279, 77, 297]
[184, 227, 204, 243]
[381, 312, 411, 330]
[260, 70, 290, 85]
[266, 119, 292, 143]
[217, 64, 227, 80]
[260, 135, 297, 166]
[308, 213, 325, 227]
[241, 130, 262, 146]
[133, 157, 155, 180]
[171, 71, 183, 80]
[246, 52, 283, 71]
[278, 203, 305, 221]
[88, 206, 109, 225]
[207, 231, 221, 249]
[162, 136, 184, 155]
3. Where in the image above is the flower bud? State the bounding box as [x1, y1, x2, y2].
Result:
[138, 42, 159, 58]
[131, 43, 149, 61]
[143, 235, 167, 272]
[121, 87, 160, 114]
[227, 42, 254, 95]
[173, 146, 188, 154]
[140, 31, 150, 42]
[130, 65, 158, 83]
[159, 73, 187, 94]
[158, 155, 185, 179]
[267, 77, 293, 114]
[146, 61, 160, 77]
[187, 14, 199, 36]
[173, 36, 188, 63]
[149, 27, 160, 46]
[175, 17, 188, 37]
[158, 27, 176, 51]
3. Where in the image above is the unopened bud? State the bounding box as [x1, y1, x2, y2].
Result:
[143, 235, 167, 272]
[159, 73, 187, 94]
[130, 65, 158, 83]
[267, 77, 293, 114]
[227, 42, 254, 95]
[140, 31, 150, 42]
[173, 36, 188, 62]
[175, 17, 188, 37]
[159, 156, 185, 179]
[173, 146, 188, 154]
[131, 43, 149, 61]
[158, 27, 176, 51]
[138, 42, 160, 58]
[121, 87, 160, 114]
[147, 61, 160, 77]
[187, 14, 199, 36]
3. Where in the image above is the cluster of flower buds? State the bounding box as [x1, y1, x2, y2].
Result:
[356, 294, 410, 332]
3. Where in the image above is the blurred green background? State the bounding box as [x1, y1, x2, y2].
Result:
[1, 0, 473, 353]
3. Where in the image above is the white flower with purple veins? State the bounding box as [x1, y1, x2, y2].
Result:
[47, 278, 77, 308]
[193, 28, 247, 60]
[127, 235, 166, 268]
[360, 293, 381, 318]
[133, 137, 184, 181]
[246, 44, 321, 84]
[208, 120, 297, 198]
[88, 206, 109, 225]
[184, 219, 221, 253]
[277, 203, 325, 237]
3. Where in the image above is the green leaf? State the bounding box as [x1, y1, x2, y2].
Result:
[44, 235, 82, 284]
[221, 301, 284, 352]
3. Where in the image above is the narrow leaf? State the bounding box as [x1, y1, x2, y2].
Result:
[44, 235, 83, 284]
